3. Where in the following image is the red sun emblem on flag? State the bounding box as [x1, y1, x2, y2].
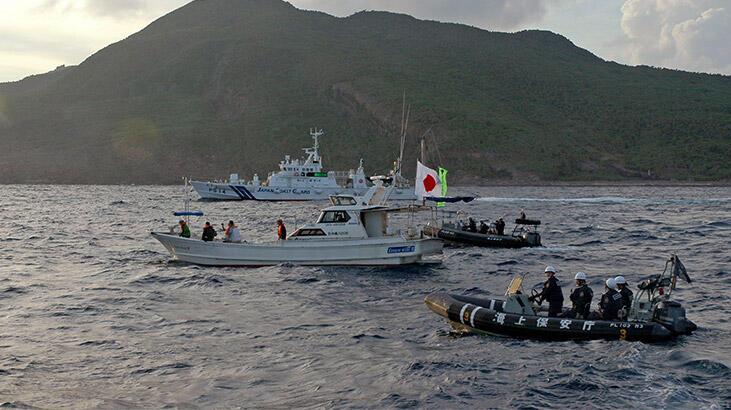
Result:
[422, 174, 437, 192]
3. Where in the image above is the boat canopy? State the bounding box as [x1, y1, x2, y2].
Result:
[174, 211, 204, 217]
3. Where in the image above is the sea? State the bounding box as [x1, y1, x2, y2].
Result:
[0, 184, 729, 408]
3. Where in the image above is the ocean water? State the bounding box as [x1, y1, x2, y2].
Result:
[0, 184, 729, 408]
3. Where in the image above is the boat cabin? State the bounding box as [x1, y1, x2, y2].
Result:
[289, 203, 396, 240]
[289, 185, 414, 240]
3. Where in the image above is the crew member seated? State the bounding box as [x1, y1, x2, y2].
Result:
[223, 220, 242, 243]
[614, 276, 633, 319]
[479, 221, 489, 234]
[590, 278, 622, 320]
[201, 222, 217, 242]
[467, 217, 477, 233]
[561, 272, 593, 319]
[495, 218, 506, 236]
[528, 266, 564, 317]
[178, 220, 191, 238]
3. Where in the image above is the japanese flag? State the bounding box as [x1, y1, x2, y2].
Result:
[415, 160, 442, 200]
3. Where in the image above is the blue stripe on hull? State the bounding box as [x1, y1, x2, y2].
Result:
[229, 185, 258, 201]
[239, 186, 259, 201]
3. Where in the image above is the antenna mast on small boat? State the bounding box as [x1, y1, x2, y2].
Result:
[397, 91, 410, 177]
[420, 137, 426, 164]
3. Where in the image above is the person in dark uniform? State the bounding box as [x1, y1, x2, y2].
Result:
[519, 209, 527, 220]
[495, 218, 506, 236]
[201, 222, 217, 242]
[468, 217, 477, 233]
[614, 276, 633, 319]
[563, 271, 593, 319]
[479, 221, 488, 234]
[529, 265, 564, 317]
[590, 278, 623, 320]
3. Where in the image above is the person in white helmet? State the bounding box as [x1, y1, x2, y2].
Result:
[590, 278, 623, 320]
[614, 276, 633, 319]
[563, 272, 593, 319]
[528, 265, 564, 317]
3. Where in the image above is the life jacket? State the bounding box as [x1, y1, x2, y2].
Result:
[600, 289, 623, 320]
[278, 224, 287, 240]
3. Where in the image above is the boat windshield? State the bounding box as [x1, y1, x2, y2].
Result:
[318, 211, 351, 223]
[291, 228, 327, 237]
[330, 196, 357, 206]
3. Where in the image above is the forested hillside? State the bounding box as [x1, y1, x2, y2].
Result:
[1, 0, 729, 183]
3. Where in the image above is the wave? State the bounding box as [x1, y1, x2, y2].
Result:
[569, 239, 604, 247]
[478, 196, 637, 204]
[477, 196, 731, 205]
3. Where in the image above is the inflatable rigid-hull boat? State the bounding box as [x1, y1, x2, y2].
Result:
[423, 226, 541, 248]
[424, 292, 694, 342]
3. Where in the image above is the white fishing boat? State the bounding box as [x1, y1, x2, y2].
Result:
[151, 184, 441, 266]
[191, 129, 416, 201]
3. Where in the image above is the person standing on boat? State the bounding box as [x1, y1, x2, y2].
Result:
[529, 266, 564, 317]
[277, 219, 287, 240]
[223, 221, 241, 243]
[563, 272, 593, 319]
[201, 222, 217, 242]
[178, 220, 191, 238]
[614, 276, 633, 319]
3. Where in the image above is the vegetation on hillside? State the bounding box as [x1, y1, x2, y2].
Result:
[0, 0, 729, 184]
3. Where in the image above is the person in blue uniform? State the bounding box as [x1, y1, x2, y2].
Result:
[614, 276, 633, 319]
[563, 272, 593, 319]
[529, 265, 564, 317]
[590, 278, 622, 320]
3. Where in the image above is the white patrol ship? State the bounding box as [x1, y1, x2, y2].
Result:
[191, 129, 417, 201]
[152, 183, 441, 266]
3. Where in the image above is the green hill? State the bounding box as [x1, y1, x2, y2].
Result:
[1, 0, 730, 184]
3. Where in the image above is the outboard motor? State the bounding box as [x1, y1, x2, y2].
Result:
[653, 301, 697, 335]
[629, 255, 697, 337]
[522, 232, 541, 246]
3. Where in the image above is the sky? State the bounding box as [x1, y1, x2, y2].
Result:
[1, 0, 729, 82]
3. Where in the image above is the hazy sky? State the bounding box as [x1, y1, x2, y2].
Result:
[1, 0, 729, 82]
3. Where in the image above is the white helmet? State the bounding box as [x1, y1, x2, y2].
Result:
[544, 266, 557, 274]
[614, 275, 626, 285]
[606, 278, 616, 289]
[575, 272, 587, 281]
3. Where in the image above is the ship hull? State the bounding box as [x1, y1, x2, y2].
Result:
[191, 181, 417, 201]
[151, 232, 442, 266]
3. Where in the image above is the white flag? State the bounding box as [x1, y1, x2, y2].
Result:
[415, 160, 442, 200]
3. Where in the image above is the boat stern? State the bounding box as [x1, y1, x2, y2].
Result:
[419, 238, 444, 256]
